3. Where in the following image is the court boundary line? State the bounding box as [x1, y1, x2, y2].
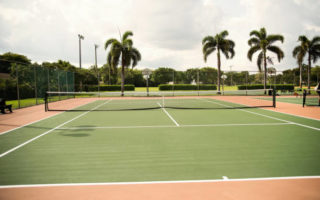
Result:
[0, 175, 319, 189]
[157, 102, 180, 126]
[0, 99, 106, 135]
[253, 97, 320, 121]
[58, 122, 292, 130]
[0, 100, 112, 158]
[261, 107, 320, 121]
[0, 111, 64, 135]
[203, 99, 320, 131]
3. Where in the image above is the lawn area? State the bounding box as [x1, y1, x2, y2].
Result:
[7, 98, 44, 109]
[135, 86, 238, 91]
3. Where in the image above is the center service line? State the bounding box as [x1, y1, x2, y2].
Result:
[157, 102, 180, 127]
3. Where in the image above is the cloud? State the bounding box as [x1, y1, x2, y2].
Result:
[0, 0, 319, 71]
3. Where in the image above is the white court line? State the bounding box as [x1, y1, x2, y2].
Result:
[202, 99, 320, 131]
[0, 100, 112, 158]
[157, 102, 180, 127]
[57, 122, 291, 130]
[0, 99, 105, 135]
[0, 175, 319, 189]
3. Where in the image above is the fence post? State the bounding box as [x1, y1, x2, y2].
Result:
[16, 65, 20, 109]
[197, 69, 199, 96]
[172, 71, 175, 96]
[34, 65, 38, 105]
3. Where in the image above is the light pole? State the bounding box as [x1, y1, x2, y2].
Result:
[94, 44, 99, 93]
[78, 34, 84, 69]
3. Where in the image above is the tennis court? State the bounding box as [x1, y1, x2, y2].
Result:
[0, 90, 320, 187]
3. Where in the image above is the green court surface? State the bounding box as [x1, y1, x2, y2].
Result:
[0, 98, 320, 186]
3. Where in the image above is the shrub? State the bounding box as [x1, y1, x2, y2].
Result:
[87, 84, 135, 91]
[159, 84, 217, 91]
[237, 84, 294, 92]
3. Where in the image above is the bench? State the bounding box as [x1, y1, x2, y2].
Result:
[0, 98, 12, 114]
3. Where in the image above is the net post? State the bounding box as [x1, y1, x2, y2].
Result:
[44, 92, 48, 112]
[272, 88, 276, 108]
[162, 93, 165, 108]
[302, 89, 306, 107]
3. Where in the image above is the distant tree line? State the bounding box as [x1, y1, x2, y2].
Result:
[0, 52, 319, 90]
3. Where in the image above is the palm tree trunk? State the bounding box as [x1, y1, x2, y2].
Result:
[217, 50, 221, 92]
[308, 55, 311, 92]
[121, 60, 125, 96]
[299, 62, 302, 88]
[263, 51, 267, 92]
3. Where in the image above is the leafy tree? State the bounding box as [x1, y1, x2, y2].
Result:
[185, 68, 198, 84]
[150, 67, 175, 85]
[247, 27, 284, 90]
[0, 52, 31, 73]
[124, 69, 145, 86]
[202, 30, 235, 92]
[311, 65, 320, 84]
[105, 31, 141, 96]
[295, 36, 320, 90]
[100, 64, 118, 84]
[200, 67, 218, 84]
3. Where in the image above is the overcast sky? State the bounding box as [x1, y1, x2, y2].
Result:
[0, 0, 319, 72]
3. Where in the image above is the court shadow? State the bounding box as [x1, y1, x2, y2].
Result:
[59, 133, 90, 137]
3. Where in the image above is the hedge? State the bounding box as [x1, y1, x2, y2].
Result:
[87, 84, 135, 91]
[159, 84, 217, 91]
[237, 84, 294, 91]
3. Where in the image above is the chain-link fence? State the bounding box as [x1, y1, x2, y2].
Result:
[0, 63, 74, 109]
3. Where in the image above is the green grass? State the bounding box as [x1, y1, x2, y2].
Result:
[259, 97, 303, 105]
[0, 98, 319, 185]
[135, 86, 238, 92]
[7, 98, 44, 109]
[135, 87, 159, 92]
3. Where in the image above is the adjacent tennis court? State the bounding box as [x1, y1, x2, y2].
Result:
[0, 91, 319, 186]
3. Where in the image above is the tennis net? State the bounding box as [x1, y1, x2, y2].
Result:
[303, 89, 320, 107]
[44, 89, 276, 111]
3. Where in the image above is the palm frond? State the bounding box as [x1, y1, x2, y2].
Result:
[122, 31, 133, 42]
[292, 46, 302, 58]
[202, 41, 217, 54]
[247, 45, 261, 61]
[221, 39, 235, 59]
[260, 27, 267, 39]
[220, 30, 229, 39]
[249, 30, 261, 38]
[202, 36, 215, 45]
[267, 45, 284, 62]
[130, 48, 141, 67]
[248, 38, 260, 46]
[298, 35, 309, 43]
[311, 36, 320, 45]
[104, 38, 118, 50]
[123, 39, 133, 48]
[267, 34, 284, 45]
[203, 47, 216, 62]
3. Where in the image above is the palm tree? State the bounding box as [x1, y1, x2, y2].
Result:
[294, 36, 320, 91]
[247, 28, 284, 91]
[292, 36, 307, 88]
[202, 30, 235, 92]
[105, 31, 141, 96]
